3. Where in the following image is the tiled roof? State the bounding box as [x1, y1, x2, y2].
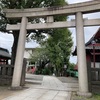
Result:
[73, 28, 100, 55]
[0, 47, 11, 59]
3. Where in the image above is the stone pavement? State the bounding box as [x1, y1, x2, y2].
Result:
[2, 74, 78, 100]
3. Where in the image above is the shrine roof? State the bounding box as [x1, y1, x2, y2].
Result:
[72, 28, 100, 55]
[0, 47, 11, 59]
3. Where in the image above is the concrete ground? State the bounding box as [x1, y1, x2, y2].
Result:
[0, 74, 79, 100]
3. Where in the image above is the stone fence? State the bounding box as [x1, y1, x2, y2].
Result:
[0, 58, 27, 86]
[0, 64, 13, 85]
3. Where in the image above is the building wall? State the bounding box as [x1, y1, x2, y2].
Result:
[24, 48, 34, 71]
[24, 49, 33, 59]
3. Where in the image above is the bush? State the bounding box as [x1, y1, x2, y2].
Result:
[42, 68, 52, 75]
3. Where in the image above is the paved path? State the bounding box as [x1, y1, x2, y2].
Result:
[41, 76, 78, 91]
[2, 74, 78, 100]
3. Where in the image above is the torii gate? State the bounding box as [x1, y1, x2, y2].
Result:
[4, 0, 100, 97]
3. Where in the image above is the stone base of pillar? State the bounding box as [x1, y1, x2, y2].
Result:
[77, 91, 92, 98]
[8, 86, 22, 90]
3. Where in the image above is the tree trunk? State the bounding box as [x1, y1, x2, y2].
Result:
[55, 67, 61, 76]
[11, 31, 19, 65]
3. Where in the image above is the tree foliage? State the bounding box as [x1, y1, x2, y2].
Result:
[44, 28, 73, 76]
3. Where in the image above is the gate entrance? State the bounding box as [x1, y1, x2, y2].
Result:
[4, 0, 100, 97]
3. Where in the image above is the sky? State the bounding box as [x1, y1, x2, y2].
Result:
[0, 0, 100, 63]
[67, 0, 92, 3]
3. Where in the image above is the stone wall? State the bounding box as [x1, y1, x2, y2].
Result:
[0, 64, 13, 85]
[0, 58, 27, 86]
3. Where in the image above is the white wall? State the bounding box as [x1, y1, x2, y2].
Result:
[24, 49, 33, 59]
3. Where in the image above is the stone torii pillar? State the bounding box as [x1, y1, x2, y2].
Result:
[76, 12, 92, 97]
[11, 17, 28, 89]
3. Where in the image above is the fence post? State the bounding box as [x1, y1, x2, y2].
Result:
[20, 58, 27, 86]
[87, 61, 92, 92]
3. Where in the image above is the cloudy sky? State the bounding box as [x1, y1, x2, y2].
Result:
[0, 0, 100, 63]
[67, 0, 92, 3]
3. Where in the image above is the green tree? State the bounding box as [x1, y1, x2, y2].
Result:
[45, 28, 73, 76]
[42, 0, 73, 76]
[68, 62, 76, 69]
[29, 28, 73, 76]
[29, 47, 52, 74]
